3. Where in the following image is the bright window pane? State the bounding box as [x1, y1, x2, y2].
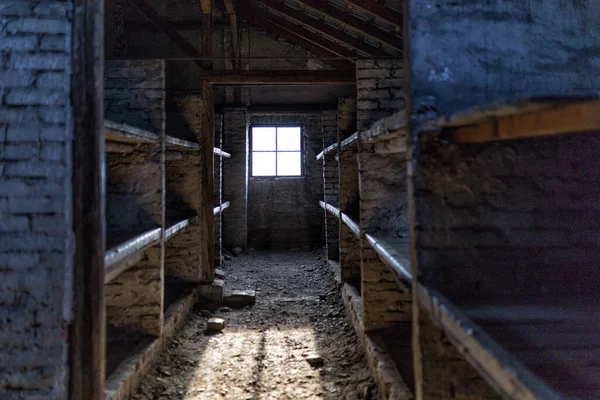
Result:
[277, 151, 301, 176]
[252, 127, 276, 151]
[252, 152, 276, 176]
[277, 127, 301, 151]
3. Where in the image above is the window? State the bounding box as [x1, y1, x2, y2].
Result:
[251, 126, 302, 177]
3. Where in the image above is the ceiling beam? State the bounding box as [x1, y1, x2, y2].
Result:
[257, 0, 395, 57]
[294, 0, 401, 51]
[198, 70, 355, 85]
[237, 0, 361, 59]
[131, 0, 203, 68]
[340, 0, 403, 26]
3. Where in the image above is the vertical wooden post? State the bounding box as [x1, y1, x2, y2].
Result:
[200, 81, 215, 280]
[200, 0, 213, 70]
[70, 0, 106, 398]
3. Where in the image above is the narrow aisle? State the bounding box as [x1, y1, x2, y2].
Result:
[133, 250, 377, 400]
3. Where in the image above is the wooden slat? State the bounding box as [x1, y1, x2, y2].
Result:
[165, 135, 200, 150]
[295, 0, 402, 51]
[341, 212, 360, 238]
[340, 132, 358, 149]
[257, 0, 394, 57]
[213, 201, 231, 215]
[360, 111, 407, 145]
[365, 234, 411, 281]
[340, 0, 403, 26]
[104, 228, 162, 284]
[425, 97, 600, 143]
[213, 147, 231, 158]
[316, 142, 338, 160]
[69, 0, 105, 396]
[319, 200, 341, 219]
[131, 0, 203, 68]
[104, 120, 160, 143]
[223, 0, 241, 70]
[416, 284, 562, 400]
[199, 69, 355, 85]
[164, 216, 199, 240]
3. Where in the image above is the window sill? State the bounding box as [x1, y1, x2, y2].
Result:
[250, 176, 304, 181]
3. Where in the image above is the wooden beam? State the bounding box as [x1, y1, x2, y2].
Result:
[244, 11, 352, 70]
[131, 0, 203, 68]
[341, 0, 403, 27]
[294, 0, 401, 51]
[200, 0, 213, 69]
[198, 70, 355, 85]
[69, 0, 105, 397]
[438, 99, 600, 143]
[223, 0, 241, 69]
[257, 0, 393, 57]
[237, 0, 361, 59]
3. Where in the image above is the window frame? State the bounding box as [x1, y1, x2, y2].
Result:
[250, 124, 304, 178]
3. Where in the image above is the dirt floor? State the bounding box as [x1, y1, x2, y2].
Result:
[132, 250, 377, 400]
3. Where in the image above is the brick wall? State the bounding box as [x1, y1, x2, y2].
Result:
[0, 1, 74, 397]
[104, 59, 166, 135]
[322, 110, 339, 260]
[222, 108, 248, 249]
[247, 114, 324, 250]
[356, 59, 404, 131]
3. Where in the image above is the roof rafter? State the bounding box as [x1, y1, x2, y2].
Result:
[293, 0, 401, 51]
[258, 0, 395, 57]
[340, 0, 403, 26]
[237, 0, 361, 61]
[131, 0, 204, 68]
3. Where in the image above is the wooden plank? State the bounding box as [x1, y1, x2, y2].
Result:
[104, 228, 162, 283]
[340, 0, 403, 27]
[319, 200, 341, 219]
[360, 111, 407, 145]
[199, 81, 215, 280]
[316, 142, 339, 160]
[213, 201, 231, 216]
[164, 216, 200, 241]
[237, 0, 363, 59]
[213, 147, 232, 158]
[69, 0, 105, 397]
[199, 69, 356, 85]
[104, 120, 160, 143]
[365, 234, 411, 282]
[441, 99, 600, 143]
[131, 0, 203, 68]
[257, 0, 394, 57]
[340, 131, 358, 150]
[295, 0, 402, 51]
[415, 284, 562, 400]
[341, 212, 360, 238]
[165, 135, 200, 150]
[223, 0, 241, 70]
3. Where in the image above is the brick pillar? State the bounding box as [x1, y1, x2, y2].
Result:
[337, 97, 361, 285]
[214, 113, 223, 265]
[356, 61, 410, 331]
[0, 1, 76, 396]
[223, 108, 248, 249]
[322, 110, 339, 261]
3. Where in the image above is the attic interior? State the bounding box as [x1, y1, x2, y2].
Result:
[2, 0, 600, 399]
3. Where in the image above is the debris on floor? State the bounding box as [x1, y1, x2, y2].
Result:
[215, 268, 225, 279]
[133, 250, 377, 400]
[207, 317, 226, 331]
[223, 289, 256, 309]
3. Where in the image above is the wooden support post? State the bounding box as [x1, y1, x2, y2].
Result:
[200, 0, 213, 70]
[198, 82, 215, 280]
[69, 0, 105, 397]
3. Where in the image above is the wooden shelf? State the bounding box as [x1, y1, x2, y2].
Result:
[213, 201, 231, 216]
[165, 136, 200, 151]
[415, 285, 562, 400]
[360, 111, 407, 145]
[214, 148, 231, 158]
[422, 95, 600, 143]
[365, 234, 411, 282]
[105, 228, 162, 284]
[104, 120, 159, 144]
[341, 212, 360, 238]
[165, 216, 199, 241]
[316, 142, 338, 161]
